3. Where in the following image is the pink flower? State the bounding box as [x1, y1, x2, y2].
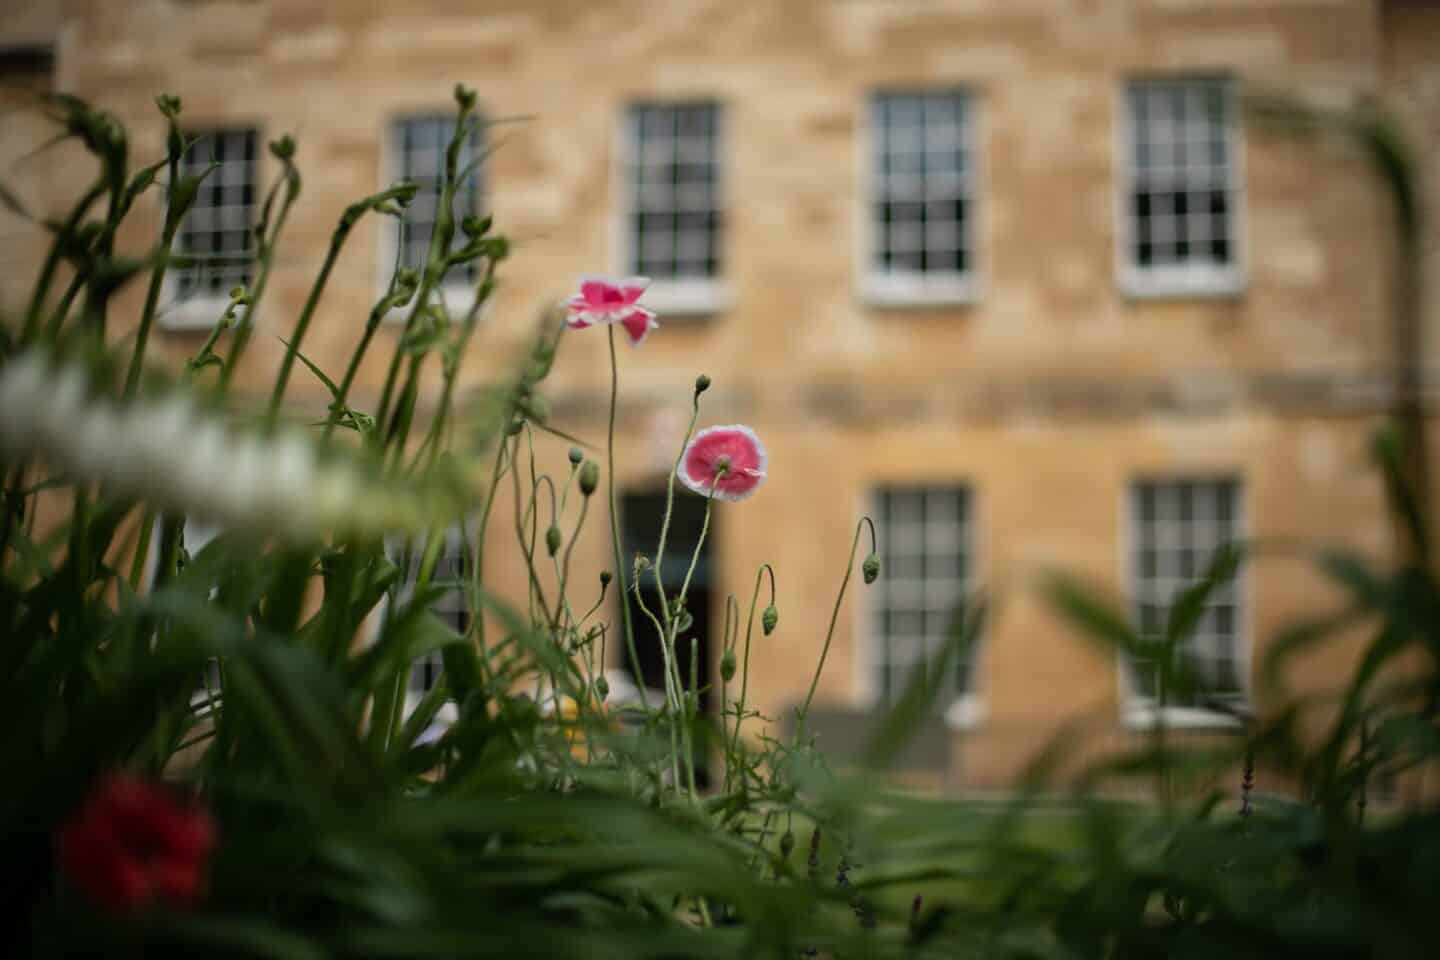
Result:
[565, 274, 659, 346]
[677, 425, 767, 501]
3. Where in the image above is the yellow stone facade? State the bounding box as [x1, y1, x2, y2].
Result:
[3, 1, 1439, 790]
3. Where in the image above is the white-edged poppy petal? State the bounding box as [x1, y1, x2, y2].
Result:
[676, 424, 767, 501]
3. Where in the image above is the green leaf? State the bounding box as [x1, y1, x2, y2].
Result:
[1042, 572, 1141, 658]
[276, 333, 341, 401]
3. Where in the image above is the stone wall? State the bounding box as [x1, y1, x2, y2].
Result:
[3, 0, 1438, 791]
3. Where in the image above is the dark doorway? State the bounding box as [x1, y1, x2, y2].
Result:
[621, 489, 715, 787]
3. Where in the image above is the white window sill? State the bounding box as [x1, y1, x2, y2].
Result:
[944, 695, 986, 731]
[158, 296, 232, 332]
[641, 279, 728, 317]
[1122, 703, 1248, 732]
[381, 284, 477, 324]
[1120, 268, 1245, 301]
[863, 273, 978, 308]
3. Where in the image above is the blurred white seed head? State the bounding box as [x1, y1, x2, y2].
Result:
[0, 349, 448, 541]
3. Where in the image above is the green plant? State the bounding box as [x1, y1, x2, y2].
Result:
[1, 84, 1437, 960]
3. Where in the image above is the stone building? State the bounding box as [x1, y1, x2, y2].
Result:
[2, 0, 1438, 790]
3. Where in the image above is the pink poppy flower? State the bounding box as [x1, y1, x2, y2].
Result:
[565, 274, 659, 346]
[677, 425, 767, 501]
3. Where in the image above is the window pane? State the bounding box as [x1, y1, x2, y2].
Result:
[871, 487, 976, 708]
[391, 114, 483, 287]
[626, 102, 721, 280]
[1126, 79, 1236, 276]
[1130, 479, 1244, 705]
[871, 90, 972, 281]
[175, 129, 258, 301]
[391, 530, 470, 697]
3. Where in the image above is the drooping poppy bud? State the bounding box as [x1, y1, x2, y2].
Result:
[862, 553, 880, 584]
[579, 461, 599, 497]
[762, 604, 778, 636]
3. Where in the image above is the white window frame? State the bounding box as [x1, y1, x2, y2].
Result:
[1120, 476, 1249, 731]
[376, 111, 485, 322]
[861, 89, 981, 307]
[159, 126, 261, 331]
[858, 485, 984, 731]
[1116, 76, 1245, 300]
[612, 100, 728, 317]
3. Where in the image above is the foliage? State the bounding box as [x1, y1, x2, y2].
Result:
[1, 86, 1437, 959]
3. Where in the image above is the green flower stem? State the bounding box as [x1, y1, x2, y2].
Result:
[665, 478, 717, 802]
[719, 593, 737, 785]
[42, 272, 87, 340]
[650, 392, 703, 633]
[725, 563, 774, 795]
[798, 516, 876, 736]
[556, 495, 590, 629]
[21, 180, 104, 345]
[123, 205, 183, 397]
[469, 438, 511, 659]
[267, 203, 371, 426]
[377, 105, 471, 446]
[509, 435, 554, 627]
[648, 385, 704, 752]
[220, 157, 300, 392]
[606, 326, 647, 708]
[376, 530, 445, 752]
[322, 299, 387, 443]
[632, 582, 682, 790]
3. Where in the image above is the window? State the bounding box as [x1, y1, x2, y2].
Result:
[148, 517, 223, 704]
[867, 91, 976, 304]
[390, 527, 470, 700]
[869, 487, 979, 727]
[1129, 479, 1245, 722]
[385, 113, 483, 308]
[1122, 78, 1241, 296]
[168, 128, 257, 325]
[621, 102, 723, 312]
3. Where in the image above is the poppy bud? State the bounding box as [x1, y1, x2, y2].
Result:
[599, 570, 612, 588]
[594, 675, 609, 701]
[568, 446, 584, 467]
[454, 83, 477, 111]
[862, 553, 881, 584]
[579, 460, 599, 496]
[694, 374, 711, 397]
[269, 134, 296, 161]
[762, 604, 778, 636]
[523, 393, 550, 422]
[155, 94, 182, 118]
[483, 236, 510, 261]
[720, 648, 736, 683]
[545, 525, 561, 557]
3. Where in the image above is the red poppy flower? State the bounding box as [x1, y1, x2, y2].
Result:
[565, 274, 659, 346]
[677, 425, 767, 501]
[58, 773, 217, 912]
